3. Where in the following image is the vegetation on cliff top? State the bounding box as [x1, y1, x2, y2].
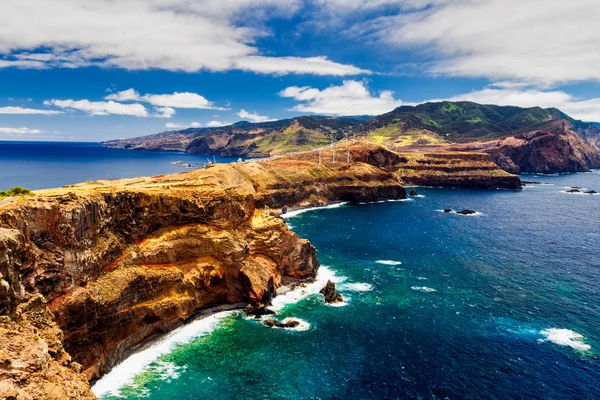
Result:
[0, 186, 33, 200]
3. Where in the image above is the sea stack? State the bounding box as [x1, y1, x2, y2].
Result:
[320, 280, 344, 304]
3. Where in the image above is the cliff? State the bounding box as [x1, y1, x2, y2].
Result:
[0, 143, 518, 398]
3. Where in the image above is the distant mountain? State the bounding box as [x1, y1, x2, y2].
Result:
[102, 102, 600, 174]
[102, 116, 363, 157]
[354, 102, 600, 173]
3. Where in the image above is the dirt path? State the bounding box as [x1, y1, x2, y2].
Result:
[0, 197, 14, 207]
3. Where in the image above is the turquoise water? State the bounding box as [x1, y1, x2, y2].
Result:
[0, 141, 237, 190]
[94, 171, 600, 399]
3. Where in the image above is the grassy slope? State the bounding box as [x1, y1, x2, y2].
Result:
[356, 101, 557, 144]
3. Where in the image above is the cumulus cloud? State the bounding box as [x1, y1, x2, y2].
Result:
[165, 121, 202, 129]
[44, 99, 149, 117]
[153, 107, 176, 118]
[206, 120, 232, 127]
[0, 127, 42, 134]
[360, 0, 600, 85]
[0, 106, 63, 115]
[281, 80, 600, 122]
[237, 109, 275, 123]
[0, 0, 366, 76]
[279, 80, 403, 115]
[106, 89, 227, 111]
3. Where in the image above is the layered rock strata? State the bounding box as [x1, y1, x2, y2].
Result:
[0, 143, 518, 398]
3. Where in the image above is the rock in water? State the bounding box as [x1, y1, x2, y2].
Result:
[320, 280, 344, 304]
[246, 304, 275, 318]
[456, 209, 477, 215]
[409, 188, 418, 197]
[443, 209, 453, 213]
[585, 190, 597, 194]
[263, 319, 300, 329]
[567, 189, 581, 193]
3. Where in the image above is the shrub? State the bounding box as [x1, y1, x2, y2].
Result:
[0, 186, 33, 199]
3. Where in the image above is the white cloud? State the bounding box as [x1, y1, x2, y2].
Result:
[363, 0, 600, 85]
[104, 88, 140, 102]
[0, 0, 366, 76]
[44, 99, 148, 117]
[280, 79, 600, 122]
[206, 120, 231, 127]
[279, 80, 403, 115]
[165, 121, 202, 129]
[153, 107, 176, 118]
[0, 127, 42, 134]
[237, 109, 275, 123]
[0, 106, 63, 115]
[106, 89, 227, 111]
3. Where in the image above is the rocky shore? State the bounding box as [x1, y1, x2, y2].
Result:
[0, 143, 518, 399]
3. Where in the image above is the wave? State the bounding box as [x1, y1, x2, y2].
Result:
[92, 311, 236, 398]
[262, 317, 311, 332]
[538, 328, 591, 351]
[358, 198, 413, 205]
[560, 190, 599, 196]
[281, 202, 349, 219]
[416, 277, 428, 281]
[411, 286, 437, 293]
[270, 266, 346, 311]
[339, 282, 373, 292]
[376, 260, 402, 266]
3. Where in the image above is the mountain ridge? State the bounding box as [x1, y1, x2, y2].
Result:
[101, 102, 600, 173]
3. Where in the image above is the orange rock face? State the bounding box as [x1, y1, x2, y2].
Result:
[0, 142, 517, 398]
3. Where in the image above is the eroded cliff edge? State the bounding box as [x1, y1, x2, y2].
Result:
[0, 144, 518, 398]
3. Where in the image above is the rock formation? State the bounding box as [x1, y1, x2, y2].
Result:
[262, 319, 300, 329]
[0, 142, 519, 398]
[456, 210, 477, 215]
[320, 280, 344, 304]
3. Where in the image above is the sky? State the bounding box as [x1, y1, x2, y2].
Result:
[1, 0, 600, 141]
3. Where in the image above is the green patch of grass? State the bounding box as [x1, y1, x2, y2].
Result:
[466, 117, 482, 123]
[0, 186, 33, 200]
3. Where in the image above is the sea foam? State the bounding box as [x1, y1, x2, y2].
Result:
[411, 286, 437, 293]
[339, 282, 373, 292]
[281, 202, 349, 219]
[376, 260, 402, 266]
[92, 311, 236, 398]
[270, 266, 346, 311]
[538, 328, 591, 351]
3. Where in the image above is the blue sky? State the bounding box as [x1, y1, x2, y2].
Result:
[0, 0, 599, 141]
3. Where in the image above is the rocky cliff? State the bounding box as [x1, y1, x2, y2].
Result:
[0, 143, 519, 399]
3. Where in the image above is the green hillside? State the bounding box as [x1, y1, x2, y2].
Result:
[355, 101, 557, 143]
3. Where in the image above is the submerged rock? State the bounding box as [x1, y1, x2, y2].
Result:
[409, 188, 418, 197]
[320, 280, 344, 304]
[263, 318, 300, 329]
[456, 209, 477, 215]
[245, 304, 275, 318]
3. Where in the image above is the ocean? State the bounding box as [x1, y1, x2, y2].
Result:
[0, 141, 238, 190]
[93, 171, 600, 399]
[2, 142, 599, 399]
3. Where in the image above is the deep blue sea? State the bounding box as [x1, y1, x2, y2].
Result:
[91, 170, 600, 400]
[2, 142, 599, 399]
[0, 141, 238, 190]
